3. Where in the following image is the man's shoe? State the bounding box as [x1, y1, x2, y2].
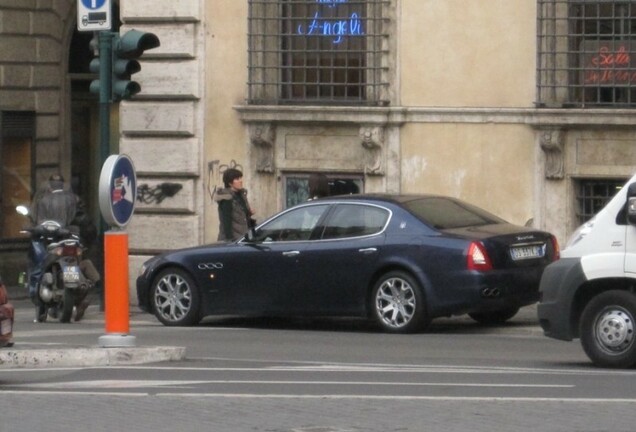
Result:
[74, 301, 89, 322]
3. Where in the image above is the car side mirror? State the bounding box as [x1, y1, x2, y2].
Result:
[244, 227, 256, 242]
[627, 183, 636, 226]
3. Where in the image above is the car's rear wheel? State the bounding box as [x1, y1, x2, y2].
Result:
[371, 271, 429, 333]
[151, 267, 201, 326]
[468, 307, 519, 325]
[580, 290, 636, 368]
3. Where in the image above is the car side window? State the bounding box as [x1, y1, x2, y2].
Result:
[321, 204, 389, 240]
[254, 204, 329, 242]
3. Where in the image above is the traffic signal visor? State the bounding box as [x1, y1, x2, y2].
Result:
[117, 29, 160, 59]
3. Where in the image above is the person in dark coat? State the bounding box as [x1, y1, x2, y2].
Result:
[214, 168, 255, 242]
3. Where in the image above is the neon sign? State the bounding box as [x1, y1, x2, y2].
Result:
[583, 42, 636, 85]
[297, 0, 365, 44]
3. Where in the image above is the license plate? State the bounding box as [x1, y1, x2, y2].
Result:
[63, 266, 81, 283]
[510, 244, 545, 261]
[1, 318, 12, 335]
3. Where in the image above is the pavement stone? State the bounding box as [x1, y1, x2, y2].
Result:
[0, 287, 186, 369]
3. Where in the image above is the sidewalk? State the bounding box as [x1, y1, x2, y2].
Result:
[0, 294, 186, 369]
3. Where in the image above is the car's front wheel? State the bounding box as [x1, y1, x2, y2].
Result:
[580, 290, 636, 368]
[151, 267, 201, 326]
[371, 271, 429, 333]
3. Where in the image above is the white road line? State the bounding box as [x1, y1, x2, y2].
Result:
[13, 379, 573, 389]
[0, 390, 633, 403]
[155, 393, 636, 403]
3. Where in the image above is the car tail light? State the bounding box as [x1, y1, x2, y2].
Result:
[550, 235, 560, 261]
[467, 241, 493, 271]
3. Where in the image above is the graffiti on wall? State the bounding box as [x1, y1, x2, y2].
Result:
[137, 182, 183, 204]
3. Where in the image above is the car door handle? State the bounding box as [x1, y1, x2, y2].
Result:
[282, 251, 300, 257]
[358, 247, 377, 254]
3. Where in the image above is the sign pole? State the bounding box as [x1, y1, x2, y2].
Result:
[98, 155, 137, 348]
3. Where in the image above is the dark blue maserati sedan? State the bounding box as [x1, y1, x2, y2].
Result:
[136, 194, 559, 333]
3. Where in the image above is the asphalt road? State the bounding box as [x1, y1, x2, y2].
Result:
[1, 300, 635, 432]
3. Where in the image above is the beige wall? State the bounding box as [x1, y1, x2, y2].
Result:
[400, 0, 536, 107]
[204, 0, 251, 243]
[401, 123, 536, 226]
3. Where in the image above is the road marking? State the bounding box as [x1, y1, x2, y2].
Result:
[157, 393, 636, 403]
[106, 362, 636, 376]
[12, 379, 573, 389]
[1, 389, 635, 403]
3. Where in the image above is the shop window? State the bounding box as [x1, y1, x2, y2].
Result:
[575, 178, 625, 224]
[248, 0, 390, 105]
[0, 111, 34, 239]
[537, 1, 636, 107]
[284, 173, 363, 208]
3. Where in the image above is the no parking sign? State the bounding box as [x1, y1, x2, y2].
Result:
[99, 154, 137, 229]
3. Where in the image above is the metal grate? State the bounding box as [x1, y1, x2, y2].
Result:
[537, 0, 636, 107]
[575, 178, 625, 223]
[248, 0, 390, 105]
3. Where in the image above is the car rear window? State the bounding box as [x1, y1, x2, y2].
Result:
[321, 204, 389, 239]
[403, 197, 504, 229]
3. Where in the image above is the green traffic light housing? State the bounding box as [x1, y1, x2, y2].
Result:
[116, 30, 160, 59]
[111, 29, 161, 100]
[89, 57, 102, 95]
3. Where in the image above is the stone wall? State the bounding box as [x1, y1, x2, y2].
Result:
[118, 0, 205, 301]
[0, 0, 74, 184]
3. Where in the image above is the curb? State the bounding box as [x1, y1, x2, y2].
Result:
[0, 346, 186, 369]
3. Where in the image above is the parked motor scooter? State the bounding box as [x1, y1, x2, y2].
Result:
[19, 206, 94, 323]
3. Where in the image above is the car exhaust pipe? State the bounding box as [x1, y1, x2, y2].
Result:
[481, 287, 501, 298]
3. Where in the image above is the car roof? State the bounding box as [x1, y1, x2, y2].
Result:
[307, 193, 447, 205]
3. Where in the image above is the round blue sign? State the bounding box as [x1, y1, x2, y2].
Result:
[99, 154, 137, 228]
[81, 0, 107, 10]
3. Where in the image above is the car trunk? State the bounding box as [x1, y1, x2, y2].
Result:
[442, 223, 557, 269]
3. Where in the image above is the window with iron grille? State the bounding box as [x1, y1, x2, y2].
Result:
[575, 178, 625, 223]
[537, 0, 636, 107]
[248, 0, 390, 105]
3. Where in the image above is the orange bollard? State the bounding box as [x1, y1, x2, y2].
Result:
[99, 230, 136, 347]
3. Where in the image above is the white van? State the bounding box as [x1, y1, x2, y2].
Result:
[537, 173, 636, 368]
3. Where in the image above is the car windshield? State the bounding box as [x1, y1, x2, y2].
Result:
[403, 197, 505, 229]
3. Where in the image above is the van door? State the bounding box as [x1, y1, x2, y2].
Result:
[627, 223, 636, 274]
[626, 186, 636, 274]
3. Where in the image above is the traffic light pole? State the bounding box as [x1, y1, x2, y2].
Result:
[97, 31, 113, 312]
[98, 31, 113, 164]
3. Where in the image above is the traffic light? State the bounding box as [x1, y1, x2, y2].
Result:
[111, 29, 160, 101]
[88, 33, 105, 97]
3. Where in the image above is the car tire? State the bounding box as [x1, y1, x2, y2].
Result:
[468, 307, 519, 325]
[580, 290, 636, 368]
[370, 271, 429, 333]
[151, 267, 201, 326]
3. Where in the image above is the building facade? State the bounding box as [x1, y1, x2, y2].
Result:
[0, 0, 635, 301]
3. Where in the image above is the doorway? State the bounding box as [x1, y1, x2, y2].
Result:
[283, 172, 364, 208]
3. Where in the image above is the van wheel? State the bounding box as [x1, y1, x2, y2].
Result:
[580, 290, 636, 368]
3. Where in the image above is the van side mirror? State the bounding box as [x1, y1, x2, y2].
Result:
[627, 183, 636, 226]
